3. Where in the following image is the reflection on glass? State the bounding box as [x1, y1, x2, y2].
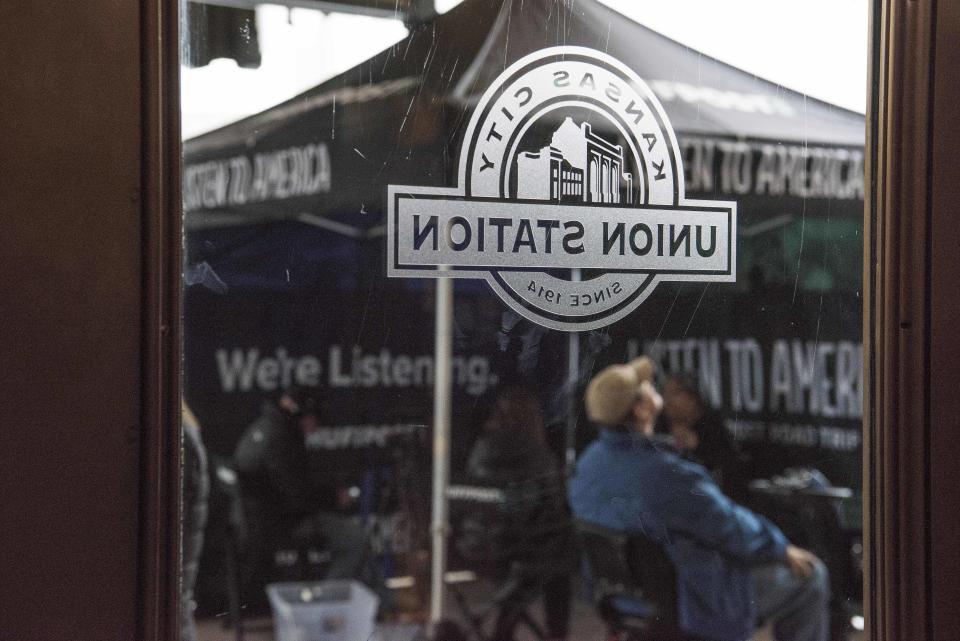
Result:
[181, 2, 866, 640]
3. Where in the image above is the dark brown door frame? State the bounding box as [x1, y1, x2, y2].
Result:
[866, 1, 960, 640]
[0, 0, 181, 639]
[139, 0, 184, 639]
[2, 0, 959, 639]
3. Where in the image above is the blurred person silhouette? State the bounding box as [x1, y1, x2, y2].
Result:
[461, 386, 574, 641]
[232, 388, 383, 607]
[661, 371, 752, 502]
[569, 358, 829, 641]
[181, 401, 208, 641]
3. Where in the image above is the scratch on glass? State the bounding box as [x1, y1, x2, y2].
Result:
[683, 284, 710, 338]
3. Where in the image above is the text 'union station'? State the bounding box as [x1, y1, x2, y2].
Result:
[391, 196, 733, 274]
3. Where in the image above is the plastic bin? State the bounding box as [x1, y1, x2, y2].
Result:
[266, 580, 379, 641]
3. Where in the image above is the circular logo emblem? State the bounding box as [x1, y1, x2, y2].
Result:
[388, 47, 735, 331]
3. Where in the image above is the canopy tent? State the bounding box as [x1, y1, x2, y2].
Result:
[184, 0, 865, 620]
[184, 0, 863, 232]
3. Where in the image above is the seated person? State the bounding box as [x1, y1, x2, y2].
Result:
[462, 387, 573, 641]
[569, 359, 829, 641]
[661, 371, 752, 502]
[233, 389, 381, 604]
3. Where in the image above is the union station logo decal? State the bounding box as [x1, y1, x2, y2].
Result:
[387, 46, 737, 331]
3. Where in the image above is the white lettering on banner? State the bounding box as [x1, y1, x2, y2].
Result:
[183, 142, 332, 212]
[725, 338, 764, 413]
[215, 346, 494, 396]
[679, 137, 864, 200]
[304, 424, 424, 450]
[634, 338, 723, 407]
[724, 419, 860, 452]
[216, 347, 322, 392]
[627, 337, 864, 452]
[817, 425, 861, 451]
[768, 340, 863, 418]
[768, 423, 862, 451]
[726, 418, 766, 442]
[768, 422, 820, 447]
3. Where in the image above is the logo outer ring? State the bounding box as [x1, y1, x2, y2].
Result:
[460, 47, 685, 331]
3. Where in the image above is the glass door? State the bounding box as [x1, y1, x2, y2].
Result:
[180, 2, 868, 640]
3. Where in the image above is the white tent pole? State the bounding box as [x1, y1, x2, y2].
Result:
[565, 267, 582, 474]
[566, 328, 580, 473]
[429, 273, 453, 624]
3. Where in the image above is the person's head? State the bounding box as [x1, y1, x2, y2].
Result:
[663, 372, 706, 449]
[585, 356, 662, 435]
[485, 386, 545, 444]
[276, 387, 320, 434]
[585, 364, 636, 431]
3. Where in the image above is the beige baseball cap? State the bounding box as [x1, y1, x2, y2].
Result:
[584, 356, 656, 425]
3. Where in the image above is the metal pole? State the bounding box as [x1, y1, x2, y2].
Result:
[565, 268, 582, 473]
[566, 328, 580, 473]
[429, 273, 453, 624]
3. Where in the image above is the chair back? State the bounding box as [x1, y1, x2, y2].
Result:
[575, 519, 679, 626]
[450, 476, 573, 578]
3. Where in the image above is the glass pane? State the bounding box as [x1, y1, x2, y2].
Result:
[180, 2, 867, 640]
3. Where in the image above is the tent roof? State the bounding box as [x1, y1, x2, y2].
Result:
[187, 0, 863, 156]
[183, 0, 864, 231]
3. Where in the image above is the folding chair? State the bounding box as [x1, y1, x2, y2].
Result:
[575, 519, 698, 641]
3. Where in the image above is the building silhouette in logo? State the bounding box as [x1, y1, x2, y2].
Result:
[516, 117, 634, 204]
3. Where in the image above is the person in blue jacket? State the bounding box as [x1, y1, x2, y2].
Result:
[569, 358, 829, 641]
